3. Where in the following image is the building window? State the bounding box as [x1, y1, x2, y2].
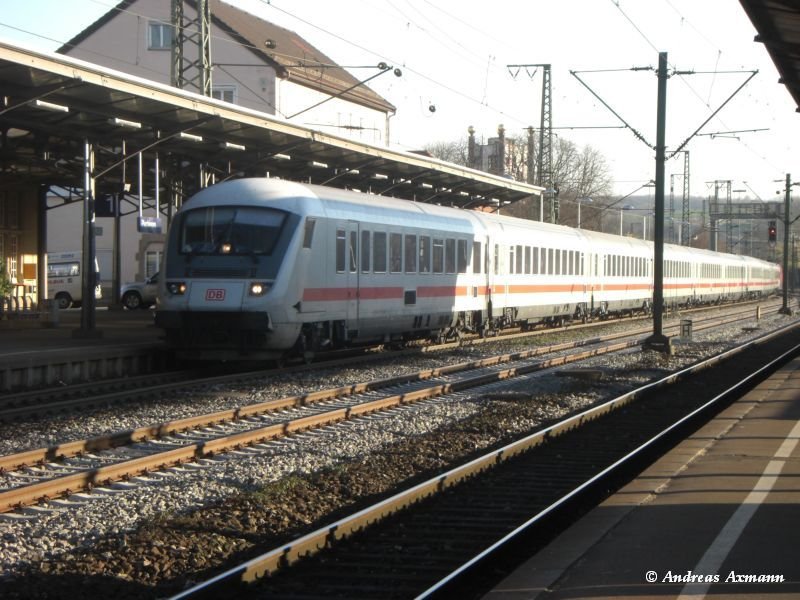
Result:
[8, 234, 17, 280]
[211, 85, 237, 104]
[145, 250, 162, 278]
[148, 21, 173, 50]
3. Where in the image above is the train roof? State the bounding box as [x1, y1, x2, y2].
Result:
[180, 179, 779, 270]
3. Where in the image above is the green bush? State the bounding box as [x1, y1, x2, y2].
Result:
[0, 264, 13, 298]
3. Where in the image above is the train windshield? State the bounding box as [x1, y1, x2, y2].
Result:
[179, 206, 287, 256]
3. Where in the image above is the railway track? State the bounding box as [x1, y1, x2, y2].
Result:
[171, 319, 800, 600]
[0, 300, 776, 422]
[0, 306, 777, 514]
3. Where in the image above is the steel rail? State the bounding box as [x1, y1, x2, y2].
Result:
[0, 299, 776, 420]
[418, 328, 800, 598]
[0, 307, 776, 514]
[170, 318, 800, 599]
[0, 337, 641, 513]
[0, 304, 763, 473]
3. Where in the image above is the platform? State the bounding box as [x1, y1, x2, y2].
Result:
[0, 307, 167, 390]
[485, 356, 800, 599]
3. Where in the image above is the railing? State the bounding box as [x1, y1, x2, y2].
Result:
[0, 296, 59, 327]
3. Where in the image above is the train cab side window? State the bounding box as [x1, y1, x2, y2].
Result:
[458, 239, 468, 273]
[508, 246, 515, 275]
[390, 233, 402, 273]
[361, 230, 371, 272]
[472, 241, 482, 274]
[445, 239, 456, 273]
[336, 229, 346, 272]
[420, 236, 431, 273]
[373, 232, 387, 272]
[494, 244, 499, 275]
[303, 218, 316, 248]
[405, 234, 417, 273]
[349, 231, 358, 273]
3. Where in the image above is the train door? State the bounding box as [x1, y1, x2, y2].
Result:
[345, 221, 360, 328]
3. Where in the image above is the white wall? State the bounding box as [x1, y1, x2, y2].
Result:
[46, 196, 163, 301]
[61, 0, 389, 145]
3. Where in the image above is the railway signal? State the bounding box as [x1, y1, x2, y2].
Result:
[768, 220, 777, 243]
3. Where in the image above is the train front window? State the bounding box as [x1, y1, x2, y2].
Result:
[179, 206, 286, 256]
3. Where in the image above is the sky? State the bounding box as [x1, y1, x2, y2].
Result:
[1, 0, 797, 201]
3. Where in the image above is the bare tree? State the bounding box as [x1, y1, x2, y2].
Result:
[505, 136, 613, 226]
[423, 138, 469, 166]
[424, 132, 614, 228]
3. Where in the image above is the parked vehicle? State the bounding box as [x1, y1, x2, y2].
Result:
[47, 251, 102, 309]
[120, 272, 159, 309]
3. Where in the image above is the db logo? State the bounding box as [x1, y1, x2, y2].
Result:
[205, 288, 226, 301]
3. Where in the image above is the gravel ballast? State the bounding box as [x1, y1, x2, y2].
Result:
[0, 307, 796, 598]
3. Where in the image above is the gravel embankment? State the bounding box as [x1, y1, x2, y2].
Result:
[0, 308, 795, 598]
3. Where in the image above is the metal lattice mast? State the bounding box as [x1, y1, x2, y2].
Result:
[725, 180, 733, 252]
[669, 174, 675, 243]
[538, 65, 554, 222]
[171, 0, 212, 96]
[681, 151, 690, 245]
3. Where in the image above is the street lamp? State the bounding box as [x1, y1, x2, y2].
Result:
[577, 197, 592, 229]
[620, 204, 635, 236]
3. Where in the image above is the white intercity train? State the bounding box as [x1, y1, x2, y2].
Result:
[154, 179, 781, 360]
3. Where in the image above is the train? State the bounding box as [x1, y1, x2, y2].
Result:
[154, 178, 782, 361]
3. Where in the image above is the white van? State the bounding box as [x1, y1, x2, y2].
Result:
[47, 251, 102, 309]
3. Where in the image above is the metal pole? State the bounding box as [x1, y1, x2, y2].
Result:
[112, 140, 124, 308]
[780, 173, 792, 314]
[74, 139, 102, 338]
[644, 52, 670, 353]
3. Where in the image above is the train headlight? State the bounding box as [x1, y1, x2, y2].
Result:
[167, 281, 187, 295]
[249, 282, 270, 296]
[221, 242, 232, 254]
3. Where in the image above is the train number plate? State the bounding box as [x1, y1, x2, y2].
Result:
[205, 288, 226, 301]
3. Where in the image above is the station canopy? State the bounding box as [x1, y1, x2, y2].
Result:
[0, 40, 542, 208]
[740, 0, 800, 113]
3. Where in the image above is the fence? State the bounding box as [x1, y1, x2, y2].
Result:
[0, 296, 59, 328]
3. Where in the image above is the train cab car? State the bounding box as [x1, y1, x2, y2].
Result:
[156, 179, 487, 360]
